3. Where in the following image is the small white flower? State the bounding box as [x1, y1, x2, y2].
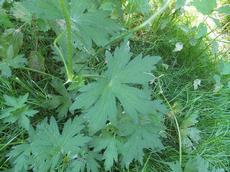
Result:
[193, 79, 201, 90]
[173, 42, 184, 52]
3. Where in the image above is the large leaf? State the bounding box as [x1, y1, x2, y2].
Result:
[117, 114, 165, 167]
[9, 117, 91, 172]
[16, 0, 121, 49]
[70, 42, 161, 132]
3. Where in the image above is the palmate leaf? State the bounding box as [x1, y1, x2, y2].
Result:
[67, 151, 101, 172]
[169, 156, 225, 172]
[70, 42, 161, 132]
[0, 54, 27, 77]
[31, 117, 91, 172]
[70, 0, 121, 49]
[8, 144, 32, 172]
[0, 94, 38, 130]
[43, 79, 72, 118]
[93, 134, 120, 170]
[0, 29, 26, 77]
[9, 117, 91, 172]
[91, 109, 166, 170]
[16, 0, 121, 49]
[117, 112, 165, 168]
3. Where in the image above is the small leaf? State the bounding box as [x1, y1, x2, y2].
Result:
[12, 2, 33, 23]
[217, 5, 230, 15]
[126, 0, 151, 14]
[196, 23, 207, 39]
[213, 74, 223, 92]
[28, 51, 45, 72]
[0, 94, 37, 130]
[180, 113, 201, 151]
[0, 9, 14, 28]
[192, 0, 217, 15]
[168, 161, 183, 172]
[6, 45, 14, 59]
[218, 61, 230, 75]
[176, 0, 186, 9]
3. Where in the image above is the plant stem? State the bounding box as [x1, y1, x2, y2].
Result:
[104, 0, 170, 47]
[59, 0, 73, 82]
[159, 80, 183, 166]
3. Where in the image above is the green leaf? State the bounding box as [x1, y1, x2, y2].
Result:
[217, 5, 230, 15]
[0, 54, 27, 77]
[218, 61, 230, 75]
[213, 74, 223, 92]
[176, 0, 186, 9]
[19, 0, 62, 20]
[9, 116, 91, 172]
[180, 113, 201, 151]
[118, 117, 164, 167]
[8, 144, 32, 172]
[0, 9, 14, 28]
[0, 94, 38, 130]
[17, 0, 121, 49]
[0, 29, 25, 77]
[28, 51, 45, 72]
[185, 156, 209, 172]
[93, 135, 119, 170]
[0, 29, 24, 58]
[12, 2, 33, 23]
[70, 0, 121, 49]
[67, 151, 101, 172]
[186, 156, 225, 172]
[192, 0, 216, 15]
[43, 79, 72, 118]
[168, 161, 183, 172]
[126, 0, 151, 14]
[70, 42, 161, 132]
[196, 23, 207, 39]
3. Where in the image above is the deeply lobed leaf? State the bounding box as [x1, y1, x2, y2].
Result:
[71, 42, 161, 132]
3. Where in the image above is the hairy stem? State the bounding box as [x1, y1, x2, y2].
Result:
[59, 0, 73, 82]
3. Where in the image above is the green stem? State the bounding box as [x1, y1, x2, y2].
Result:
[159, 80, 182, 166]
[59, 0, 73, 82]
[54, 32, 69, 77]
[21, 67, 60, 79]
[103, 0, 170, 47]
